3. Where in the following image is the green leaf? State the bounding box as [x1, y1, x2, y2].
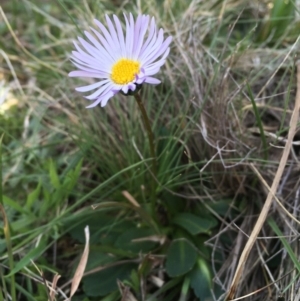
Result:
[270, 0, 294, 37]
[42, 186, 51, 202]
[3, 196, 28, 214]
[62, 158, 83, 191]
[66, 212, 133, 245]
[257, 0, 295, 42]
[115, 228, 157, 254]
[26, 182, 41, 211]
[5, 242, 47, 277]
[173, 213, 218, 235]
[190, 258, 212, 301]
[10, 215, 36, 232]
[166, 239, 197, 277]
[209, 200, 231, 216]
[89, 251, 115, 268]
[268, 218, 300, 274]
[98, 291, 120, 301]
[82, 263, 136, 296]
[49, 159, 60, 189]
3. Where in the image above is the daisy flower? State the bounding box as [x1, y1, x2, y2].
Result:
[69, 13, 172, 108]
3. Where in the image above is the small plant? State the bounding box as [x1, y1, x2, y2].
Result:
[66, 12, 220, 300]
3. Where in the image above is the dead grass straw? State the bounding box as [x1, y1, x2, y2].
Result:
[226, 61, 300, 300]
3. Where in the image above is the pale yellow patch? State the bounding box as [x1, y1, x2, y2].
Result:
[0, 79, 19, 115]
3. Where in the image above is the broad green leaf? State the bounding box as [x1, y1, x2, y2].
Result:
[49, 159, 60, 189]
[66, 212, 133, 245]
[166, 239, 197, 277]
[82, 263, 136, 296]
[85, 251, 115, 271]
[98, 291, 119, 301]
[190, 258, 212, 301]
[65, 296, 91, 301]
[209, 200, 231, 216]
[115, 228, 157, 254]
[173, 213, 218, 235]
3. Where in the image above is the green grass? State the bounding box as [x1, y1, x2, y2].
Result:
[0, 0, 300, 300]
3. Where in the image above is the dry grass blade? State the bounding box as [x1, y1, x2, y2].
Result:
[69, 225, 90, 299]
[250, 163, 300, 226]
[49, 274, 61, 301]
[122, 190, 140, 207]
[226, 62, 300, 300]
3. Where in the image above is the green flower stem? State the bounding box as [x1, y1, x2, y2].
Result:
[134, 93, 158, 217]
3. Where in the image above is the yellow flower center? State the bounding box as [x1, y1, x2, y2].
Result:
[111, 59, 141, 85]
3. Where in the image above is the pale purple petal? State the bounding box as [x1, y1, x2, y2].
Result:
[132, 15, 143, 57]
[83, 31, 114, 64]
[76, 79, 110, 92]
[139, 26, 160, 61]
[133, 15, 149, 59]
[105, 15, 122, 57]
[113, 15, 126, 57]
[85, 82, 114, 100]
[71, 51, 110, 73]
[128, 83, 136, 91]
[100, 91, 115, 107]
[77, 37, 103, 59]
[124, 13, 135, 58]
[69, 71, 106, 78]
[139, 17, 156, 55]
[121, 83, 137, 94]
[142, 37, 172, 65]
[139, 29, 164, 62]
[86, 97, 103, 108]
[94, 18, 116, 49]
[86, 91, 114, 108]
[136, 77, 146, 84]
[92, 20, 119, 61]
[90, 27, 117, 61]
[70, 61, 108, 76]
[142, 47, 170, 73]
[144, 77, 161, 84]
[143, 66, 161, 76]
[122, 85, 129, 94]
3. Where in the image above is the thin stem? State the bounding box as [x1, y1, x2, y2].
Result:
[134, 93, 157, 175]
[134, 93, 158, 216]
